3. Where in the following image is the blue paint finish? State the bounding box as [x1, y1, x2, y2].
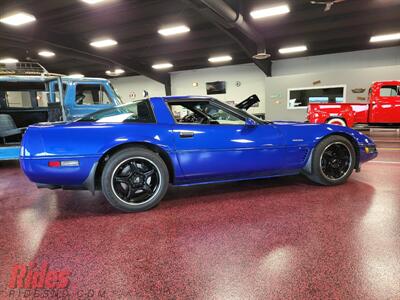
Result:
[20, 97, 377, 188]
[0, 146, 21, 160]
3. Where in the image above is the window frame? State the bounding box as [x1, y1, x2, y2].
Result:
[287, 84, 347, 110]
[165, 98, 260, 126]
[74, 82, 113, 106]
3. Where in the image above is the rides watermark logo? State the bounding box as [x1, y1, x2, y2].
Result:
[7, 262, 71, 298]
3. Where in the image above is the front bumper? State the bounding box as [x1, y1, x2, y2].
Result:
[359, 144, 378, 164]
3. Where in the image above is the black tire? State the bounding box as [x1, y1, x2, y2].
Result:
[306, 135, 356, 186]
[101, 147, 169, 212]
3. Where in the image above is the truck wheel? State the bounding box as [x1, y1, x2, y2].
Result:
[326, 118, 346, 126]
[306, 135, 356, 186]
[101, 147, 169, 212]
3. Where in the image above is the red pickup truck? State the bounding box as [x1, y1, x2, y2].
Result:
[307, 80, 400, 127]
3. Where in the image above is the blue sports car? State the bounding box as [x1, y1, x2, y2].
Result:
[20, 96, 378, 212]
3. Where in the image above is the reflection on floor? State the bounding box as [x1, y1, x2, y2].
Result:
[0, 130, 399, 299]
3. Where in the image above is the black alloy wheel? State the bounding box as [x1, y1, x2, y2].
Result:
[101, 147, 169, 212]
[320, 142, 352, 180]
[305, 135, 356, 186]
[112, 157, 160, 205]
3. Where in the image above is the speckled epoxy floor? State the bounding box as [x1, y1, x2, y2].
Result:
[0, 131, 399, 299]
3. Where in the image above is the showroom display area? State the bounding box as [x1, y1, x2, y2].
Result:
[1, 0, 400, 299]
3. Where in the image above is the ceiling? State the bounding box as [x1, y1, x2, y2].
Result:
[0, 0, 399, 81]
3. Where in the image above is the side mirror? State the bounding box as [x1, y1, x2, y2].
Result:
[245, 118, 257, 126]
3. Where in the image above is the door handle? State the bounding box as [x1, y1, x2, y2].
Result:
[179, 131, 194, 138]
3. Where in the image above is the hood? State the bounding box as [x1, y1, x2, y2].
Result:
[236, 95, 260, 110]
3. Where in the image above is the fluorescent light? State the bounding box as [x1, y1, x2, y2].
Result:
[106, 68, 125, 76]
[90, 39, 118, 48]
[0, 57, 19, 64]
[69, 73, 84, 78]
[38, 50, 55, 57]
[152, 63, 173, 70]
[370, 32, 400, 43]
[279, 45, 308, 54]
[0, 12, 36, 26]
[158, 25, 190, 36]
[208, 55, 233, 63]
[250, 4, 290, 19]
[81, 0, 105, 4]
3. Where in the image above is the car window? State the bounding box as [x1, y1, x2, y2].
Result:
[76, 84, 111, 105]
[0, 82, 48, 108]
[168, 101, 245, 125]
[79, 100, 156, 123]
[380, 85, 399, 97]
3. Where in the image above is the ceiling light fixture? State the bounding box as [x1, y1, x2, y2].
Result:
[370, 32, 400, 43]
[0, 57, 19, 64]
[0, 12, 36, 26]
[81, 0, 106, 4]
[106, 68, 125, 76]
[158, 25, 190, 36]
[69, 73, 84, 78]
[152, 63, 173, 70]
[38, 50, 55, 57]
[90, 39, 118, 48]
[208, 55, 233, 63]
[250, 4, 290, 19]
[279, 45, 308, 54]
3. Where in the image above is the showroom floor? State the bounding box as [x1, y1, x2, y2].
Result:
[1, 131, 399, 299]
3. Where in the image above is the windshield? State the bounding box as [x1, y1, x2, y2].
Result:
[78, 100, 156, 123]
[218, 100, 270, 124]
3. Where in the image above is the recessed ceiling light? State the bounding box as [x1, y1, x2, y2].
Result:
[0, 12, 36, 26]
[106, 68, 125, 76]
[279, 45, 308, 54]
[208, 55, 233, 63]
[370, 32, 400, 43]
[0, 57, 19, 64]
[250, 4, 290, 19]
[158, 25, 190, 36]
[69, 73, 84, 78]
[81, 0, 105, 4]
[38, 50, 55, 57]
[90, 39, 118, 48]
[152, 63, 173, 70]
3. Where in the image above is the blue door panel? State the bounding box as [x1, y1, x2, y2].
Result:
[172, 124, 288, 181]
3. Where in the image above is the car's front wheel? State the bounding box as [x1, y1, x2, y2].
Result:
[306, 135, 356, 186]
[101, 147, 169, 212]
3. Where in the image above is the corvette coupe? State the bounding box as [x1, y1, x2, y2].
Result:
[20, 96, 378, 212]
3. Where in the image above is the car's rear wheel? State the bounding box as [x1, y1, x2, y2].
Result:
[101, 147, 169, 212]
[326, 118, 347, 126]
[306, 135, 356, 186]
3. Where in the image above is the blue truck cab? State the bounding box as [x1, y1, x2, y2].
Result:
[0, 63, 122, 160]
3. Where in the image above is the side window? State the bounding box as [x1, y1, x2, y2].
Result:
[380, 85, 399, 97]
[79, 100, 156, 123]
[168, 101, 245, 125]
[75, 84, 111, 105]
[0, 82, 47, 108]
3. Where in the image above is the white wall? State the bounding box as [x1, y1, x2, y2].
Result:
[110, 75, 165, 103]
[110, 46, 400, 121]
[267, 46, 400, 121]
[171, 64, 266, 114]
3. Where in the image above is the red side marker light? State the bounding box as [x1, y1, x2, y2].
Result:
[48, 161, 61, 167]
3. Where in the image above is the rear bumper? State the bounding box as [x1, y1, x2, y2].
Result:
[20, 155, 100, 186]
